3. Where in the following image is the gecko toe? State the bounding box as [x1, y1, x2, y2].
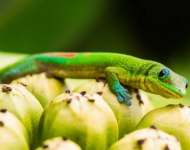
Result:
[116, 94, 125, 103]
[124, 99, 132, 106]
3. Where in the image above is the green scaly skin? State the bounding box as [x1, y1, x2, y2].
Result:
[0, 52, 188, 105]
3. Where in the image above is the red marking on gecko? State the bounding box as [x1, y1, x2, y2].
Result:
[47, 53, 77, 58]
[168, 81, 185, 90]
[172, 75, 183, 83]
[84, 53, 90, 57]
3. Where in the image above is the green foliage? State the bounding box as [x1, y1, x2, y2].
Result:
[0, 0, 138, 55]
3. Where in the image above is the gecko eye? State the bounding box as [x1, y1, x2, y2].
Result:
[158, 69, 170, 79]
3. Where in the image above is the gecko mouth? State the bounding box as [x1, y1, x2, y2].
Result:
[165, 88, 184, 99]
[158, 81, 185, 99]
[145, 78, 185, 99]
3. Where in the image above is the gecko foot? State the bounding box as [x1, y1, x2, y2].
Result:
[114, 85, 132, 106]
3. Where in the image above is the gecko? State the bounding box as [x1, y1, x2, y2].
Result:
[0, 52, 188, 106]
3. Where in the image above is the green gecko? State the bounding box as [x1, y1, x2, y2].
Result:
[0, 52, 188, 105]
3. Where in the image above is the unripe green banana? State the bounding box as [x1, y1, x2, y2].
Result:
[73, 79, 153, 138]
[12, 73, 64, 107]
[38, 92, 118, 150]
[0, 83, 43, 148]
[64, 78, 90, 91]
[136, 103, 190, 150]
[109, 127, 182, 150]
[0, 109, 29, 150]
[35, 137, 82, 150]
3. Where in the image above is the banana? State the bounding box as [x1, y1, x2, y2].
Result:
[136, 104, 190, 150]
[0, 109, 29, 150]
[12, 73, 64, 107]
[109, 127, 181, 150]
[0, 83, 43, 148]
[35, 137, 81, 150]
[38, 92, 118, 150]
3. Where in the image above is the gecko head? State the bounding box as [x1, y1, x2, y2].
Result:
[145, 63, 188, 99]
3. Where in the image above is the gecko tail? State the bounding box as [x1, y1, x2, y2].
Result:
[0, 54, 44, 84]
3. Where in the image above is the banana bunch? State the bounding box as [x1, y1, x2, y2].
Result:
[0, 74, 189, 150]
[73, 79, 153, 138]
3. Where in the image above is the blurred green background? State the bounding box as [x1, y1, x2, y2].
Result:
[0, 0, 190, 107]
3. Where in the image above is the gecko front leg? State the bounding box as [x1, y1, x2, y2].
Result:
[105, 67, 132, 106]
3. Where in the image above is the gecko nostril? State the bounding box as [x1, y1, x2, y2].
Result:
[185, 80, 188, 89]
